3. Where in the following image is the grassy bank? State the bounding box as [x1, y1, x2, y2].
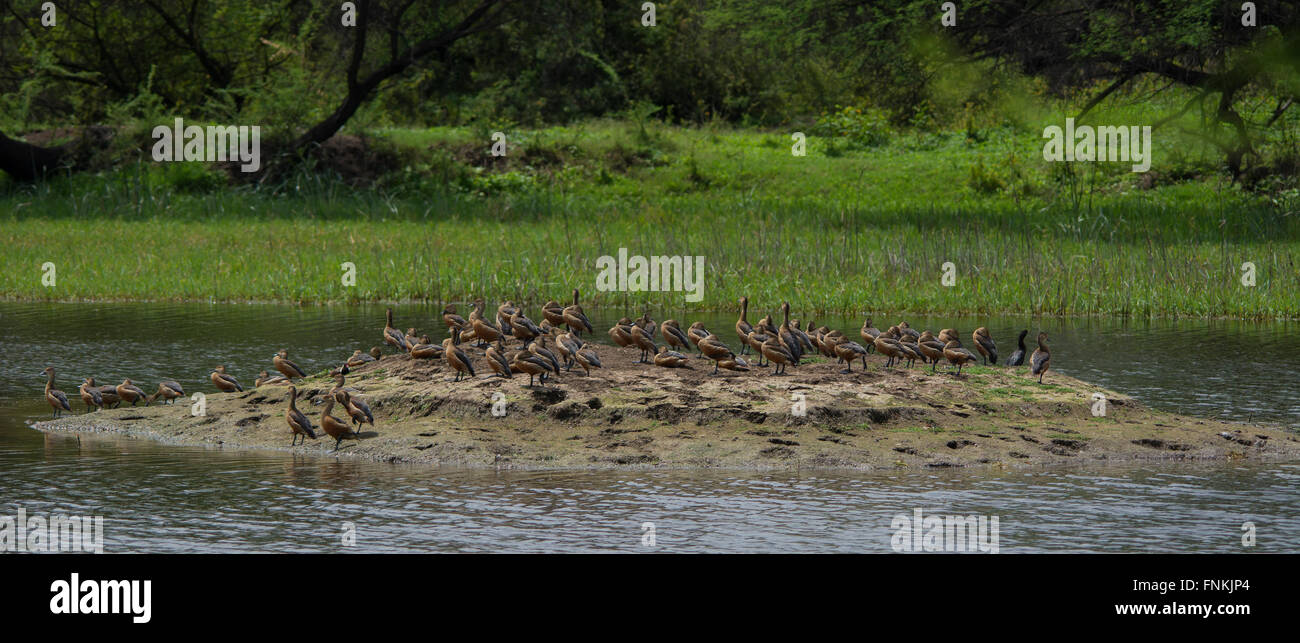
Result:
[3, 120, 1297, 318]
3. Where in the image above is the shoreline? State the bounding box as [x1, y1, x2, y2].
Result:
[34, 349, 1300, 471]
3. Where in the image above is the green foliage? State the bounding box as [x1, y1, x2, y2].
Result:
[811, 106, 892, 149]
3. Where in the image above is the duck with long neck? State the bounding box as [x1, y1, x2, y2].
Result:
[735, 297, 754, 355]
[778, 302, 802, 364]
[1030, 332, 1051, 383]
[41, 367, 70, 417]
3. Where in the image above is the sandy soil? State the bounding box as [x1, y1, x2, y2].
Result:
[34, 342, 1300, 471]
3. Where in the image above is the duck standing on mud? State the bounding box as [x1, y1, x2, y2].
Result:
[116, 379, 149, 406]
[384, 308, 410, 353]
[320, 394, 360, 453]
[79, 377, 104, 413]
[1031, 332, 1052, 383]
[40, 367, 72, 417]
[149, 381, 185, 405]
[285, 386, 317, 446]
[563, 290, 594, 336]
[442, 338, 476, 382]
[972, 328, 998, 365]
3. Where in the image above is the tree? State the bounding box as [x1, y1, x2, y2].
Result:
[941, 0, 1300, 179]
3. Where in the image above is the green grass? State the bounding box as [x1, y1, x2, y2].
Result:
[1, 119, 1297, 318]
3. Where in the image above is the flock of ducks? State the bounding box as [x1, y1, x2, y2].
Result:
[38, 290, 1052, 451]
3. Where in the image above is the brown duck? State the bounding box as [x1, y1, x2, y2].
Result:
[573, 345, 603, 377]
[1030, 332, 1051, 383]
[972, 327, 998, 365]
[320, 395, 359, 453]
[442, 338, 476, 382]
[78, 377, 103, 412]
[115, 378, 148, 406]
[735, 297, 754, 354]
[149, 381, 184, 405]
[212, 366, 244, 393]
[562, 289, 594, 336]
[285, 386, 317, 446]
[273, 349, 307, 380]
[943, 340, 980, 375]
[761, 337, 795, 376]
[256, 370, 289, 387]
[384, 308, 409, 353]
[653, 345, 691, 368]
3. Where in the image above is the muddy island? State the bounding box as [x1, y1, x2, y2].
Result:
[34, 349, 1300, 470]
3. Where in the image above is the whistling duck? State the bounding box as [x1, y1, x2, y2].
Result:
[860, 318, 881, 351]
[409, 336, 444, 360]
[115, 379, 148, 406]
[897, 321, 920, 341]
[320, 395, 359, 453]
[897, 340, 923, 368]
[211, 366, 244, 392]
[938, 328, 959, 344]
[496, 301, 518, 333]
[273, 349, 307, 380]
[404, 328, 422, 350]
[256, 370, 289, 387]
[735, 297, 754, 354]
[443, 304, 468, 332]
[943, 340, 980, 375]
[41, 367, 71, 417]
[529, 336, 563, 376]
[563, 289, 594, 336]
[972, 327, 998, 365]
[1031, 332, 1051, 383]
[78, 378, 102, 413]
[330, 373, 363, 397]
[777, 302, 803, 363]
[761, 337, 795, 375]
[471, 315, 503, 347]
[687, 321, 711, 348]
[917, 332, 947, 373]
[1006, 330, 1028, 366]
[89, 378, 121, 408]
[874, 328, 905, 367]
[660, 320, 693, 353]
[630, 324, 657, 363]
[819, 329, 844, 359]
[574, 345, 602, 376]
[486, 341, 513, 378]
[542, 299, 565, 327]
[653, 345, 691, 368]
[335, 389, 374, 430]
[150, 381, 184, 405]
[469, 298, 486, 322]
[702, 335, 743, 374]
[609, 319, 634, 348]
[442, 338, 476, 382]
[747, 329, 775, 366]
[510, 312, 543, 344]
[788, 319, 814, 352]
[347, 349, 376, 368]
[833, 338, 870, 373]
[756, 312, 778, 336]
[285, 386, 316, 446]
[512, 353, 551, 387]
[638, 313, 657, 339]
[369, 346, 383, 359]
[384, 308, 409, 353]
[553, 331, 582, 370]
